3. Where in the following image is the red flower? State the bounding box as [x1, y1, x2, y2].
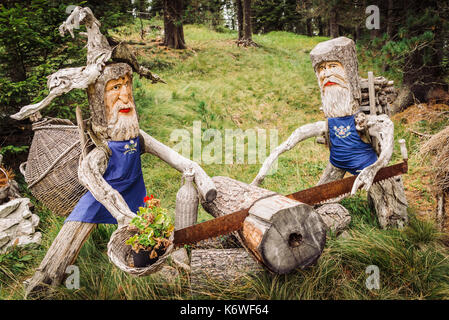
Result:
[150, 194, 154, 199]
[144, 196, 150, 202]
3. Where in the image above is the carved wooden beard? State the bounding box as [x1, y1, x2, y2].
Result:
[317, 61, 354, 118]
[320, 80, 352, 118]
[106, 101, 140, 141]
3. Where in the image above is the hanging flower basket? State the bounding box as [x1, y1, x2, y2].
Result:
[107, 195, 175, 276]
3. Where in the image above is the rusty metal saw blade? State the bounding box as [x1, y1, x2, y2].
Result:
[174, 160, 408, 246]
[286, 160, 408, 205]
[174, 208, 249, 246]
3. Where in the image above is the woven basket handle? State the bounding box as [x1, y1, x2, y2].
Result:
[19, 162, 27, 176]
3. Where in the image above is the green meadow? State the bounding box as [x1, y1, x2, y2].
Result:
[0, 21, 448, 300]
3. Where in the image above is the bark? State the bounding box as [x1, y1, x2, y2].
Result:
[315, 203, 351, 235]
[235, 0, 244, 40]
[391, 85, 414, 114]
[306, 18, 313, 37]
[317, 16, 324, 36]
[242, 0, 252, 41]
[236, 0, 257, 47]
[386, 0, 394, 38]
[329, 10, 339, 38]
[367, 176, 409, 229]
[163, 0, 186, 49]
[201, 176, 327, 274]
[190, 248, 263, 289]
[24, 221, 96, 298]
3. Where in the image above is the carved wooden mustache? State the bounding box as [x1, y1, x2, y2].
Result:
[109, 102, 135, 124]
[322, 75, 348, 89]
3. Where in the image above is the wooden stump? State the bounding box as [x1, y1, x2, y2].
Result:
[201, 176, 327, 274]
[367, 176, 408, 228]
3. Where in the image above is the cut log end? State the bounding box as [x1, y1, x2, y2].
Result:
[202, 176, 327, 274]
[242, 199, 326, 274]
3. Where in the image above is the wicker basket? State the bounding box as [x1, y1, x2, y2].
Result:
[107, 225, 174, 276]
[22, 118, 91, 216]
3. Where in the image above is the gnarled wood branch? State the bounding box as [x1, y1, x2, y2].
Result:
[251, 121, 326, 186]
[139, 130, 217, 202]
[11, 7, 112, 121]
[77, 147, 136, 227]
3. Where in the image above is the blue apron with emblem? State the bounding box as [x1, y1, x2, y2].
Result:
[328, 114, 377, 175]
[65, 137, 146, 224]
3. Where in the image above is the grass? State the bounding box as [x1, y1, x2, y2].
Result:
[0, 20, 448, 300]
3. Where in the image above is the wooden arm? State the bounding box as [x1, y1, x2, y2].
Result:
[251, 121, 326, 186]
[78, 147, 136, 227]
[139, 130, 217, 202]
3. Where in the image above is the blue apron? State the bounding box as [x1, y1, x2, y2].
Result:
[328, 114, 377, 175]
[65, 137, 146, 224]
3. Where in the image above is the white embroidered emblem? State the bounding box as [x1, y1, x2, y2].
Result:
[333, 125, 351, 138]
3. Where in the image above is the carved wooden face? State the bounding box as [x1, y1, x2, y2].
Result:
[316, 61, 348, 90]
[103, 73, 140, 141]
[104, 73, 135, 122]
[316, 61, 353, 118]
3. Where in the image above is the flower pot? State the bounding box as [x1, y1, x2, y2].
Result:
[131, 246, 167, 268]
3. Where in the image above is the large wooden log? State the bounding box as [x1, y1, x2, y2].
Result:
[190, 248, 263, 289]
[201, 176, 327, 274]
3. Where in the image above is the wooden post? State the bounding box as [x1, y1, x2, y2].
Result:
[24, 221, 96, 297]
[202, 176, 327, 274]
[368, 71, 377, 115]
[75, 106, 87, 158]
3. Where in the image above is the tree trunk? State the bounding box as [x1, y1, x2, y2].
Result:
[235, 0, 243, 40]
[367, 177, 409, 229]
[242, 0, 252, 40]
[201, 176, 327, 274]
[24, 221, 96, 297]
[386, 0, 394, 38]
[329, 10, 339, 38]
[163, 0, 186, 49]
[306, 18, 313, 37]
[317, 16, 324, 36]
[236, 0, 257, 47]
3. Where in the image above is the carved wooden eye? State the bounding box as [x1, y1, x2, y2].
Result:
[113, 84, 120, 90]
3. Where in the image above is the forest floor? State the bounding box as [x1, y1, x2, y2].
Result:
[0, 20, 448, 300]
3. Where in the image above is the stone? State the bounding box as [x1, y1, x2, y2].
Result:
[10, 232, 42, 247]
[315, 203, 351, 235]
[0, 198, 41, 253]
[0, 198, 21, 218]
[0, 216, 22, 233]
[0, 232, 9, 247]
[30, 214, 40, 228]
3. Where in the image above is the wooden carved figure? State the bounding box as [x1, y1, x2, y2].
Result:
[251, 37, 408, 229]
[11, 7, 216, 296]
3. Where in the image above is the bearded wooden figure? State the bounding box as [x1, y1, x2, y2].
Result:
[11, 7, 216, 296]
[252, 37, 408, 229]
